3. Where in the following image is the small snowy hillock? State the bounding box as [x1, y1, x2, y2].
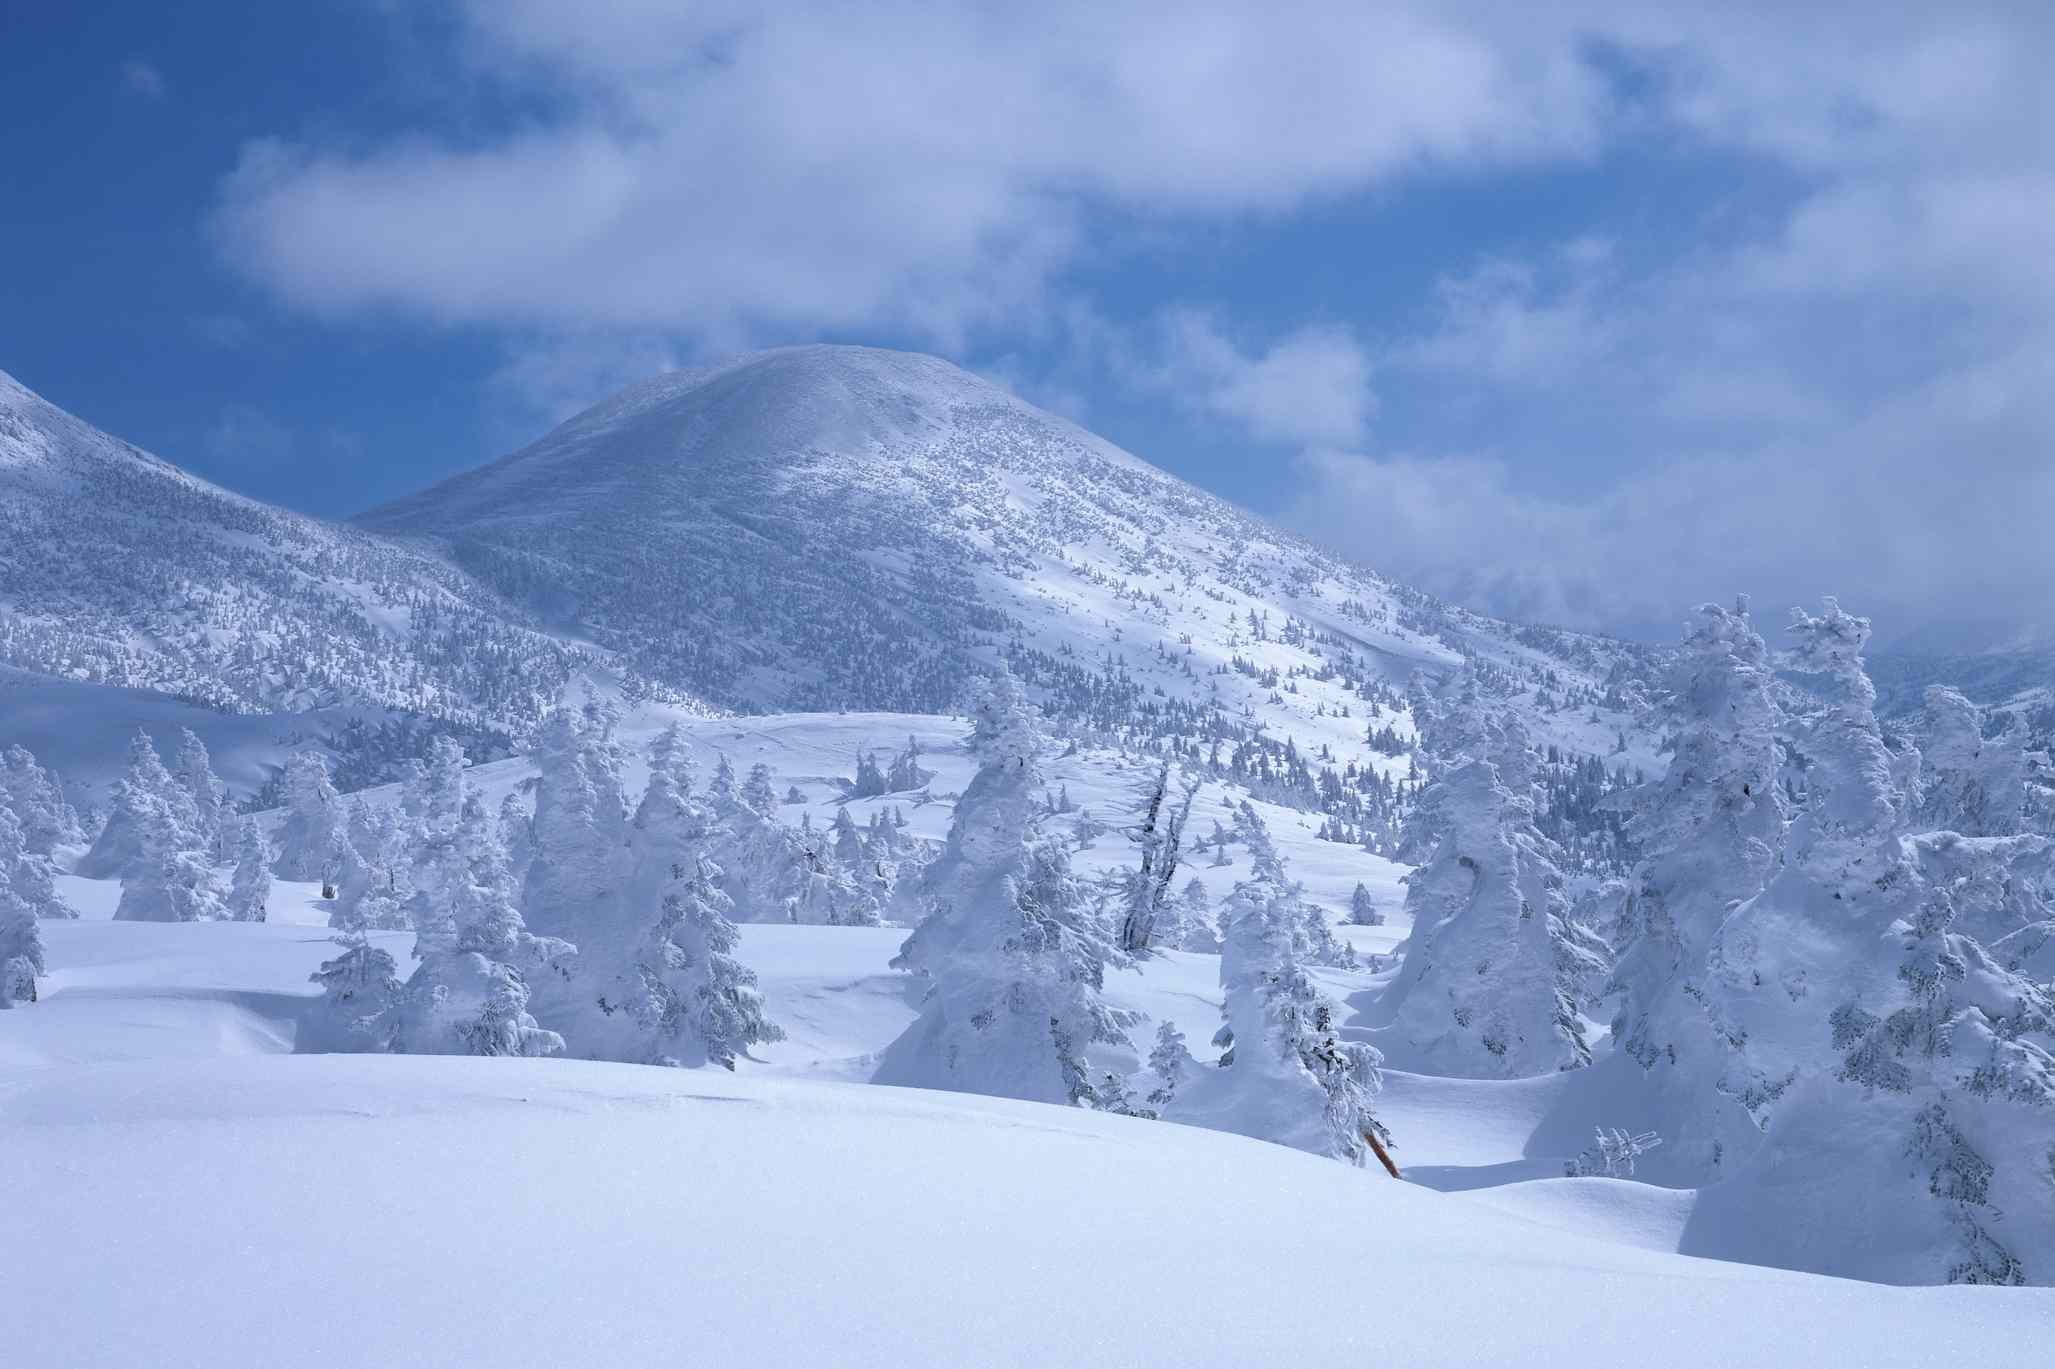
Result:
[5, 1053, 2047, 1369]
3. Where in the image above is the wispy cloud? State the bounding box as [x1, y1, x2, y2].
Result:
[119, 58, 167, 100]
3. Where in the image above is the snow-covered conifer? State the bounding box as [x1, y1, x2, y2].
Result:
[1348, 882, 1382, 926]
[1604, 599, 1791, 1177]
[0, 807, 49, 1007]
[637, 855, 785, 1068]
[521, 709, 629, 943]
[1380, 749, 1603, 1076]
[1175, 875, 1218, 952]
[172, 728, 229, 860]
[273, 750, 345, 883]
[1913, 686, 2028, 837]
[741, 762, 777, 814]
[709, 754, 737, 807]
[831, 807, 867, 867]
[1167, 804, 1390, 1163]
[885, 737, 928, 793]
[224, 816, 272, 922]
[1145, 1019, 1195, 1109]
[303, 819, 402, 1057]
[1684, 601, 2055, 1283]
[1, 788, 71, 921]
[851, 750, 887, 799]
[1, 745, 82, 856]
[875, 670, 1133, 1104]
[77, 730, 181, 879]
[114, 787, 222, 922]
[391, 793, 573, 1057]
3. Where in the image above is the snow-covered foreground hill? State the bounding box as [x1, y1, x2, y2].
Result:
[10, 999, 2052, 1367]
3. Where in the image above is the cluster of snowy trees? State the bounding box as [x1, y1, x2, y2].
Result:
[873, 671, 1390, 1166]
[1387, 597, 2055, 1283]
[305, 714, 800, 1069]
[70, 730, 270, 925]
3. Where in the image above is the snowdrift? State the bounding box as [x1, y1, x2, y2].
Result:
[6, 1053, 2047, 1369]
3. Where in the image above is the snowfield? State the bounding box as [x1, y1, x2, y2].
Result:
[9, 873, 2055, 1365]
[8, 1052, 2050, 1369]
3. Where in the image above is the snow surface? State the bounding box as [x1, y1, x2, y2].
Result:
[7, 1052, 2049, 1369]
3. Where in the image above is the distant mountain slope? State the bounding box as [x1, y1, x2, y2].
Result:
[0, 367, 596, 733]
[363, 345, 1660, 785]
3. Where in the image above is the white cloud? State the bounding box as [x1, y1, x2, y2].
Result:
[120, 59, 166, 100]
[210, 2, 1606, 341]
[484, 333, 691, 443]
[1153, 312, 1375, 448]
[1289, 327, 2055, 647]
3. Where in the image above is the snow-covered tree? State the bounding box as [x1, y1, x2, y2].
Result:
[1175, 875, 1218, 952]
[831, 807, 867, 867]
[1604, 599, 1791, 1178]
[850, 750, 888, 799]
[1348, 882, 1382, 926]
[1, 744, 82, 856]
[1114, 759, 1199, 954]
[875, 670, 1133, 1104]
[273, 750, 345, 883]
[224, 816, 272, 923]
[1565, 1127, 1663, 1179]
[884, 736, 929, 793]
[741, 762, 777, 815]
[0, 806, 49, 1008]
[1380, 746, 1604, 1077]
[1685, 601, 2055, 1284]
[1913, 686, 2029, 837]
[173, 728, 230, 860]
[115, 787, 223, 922]
[637, 855, 785, 1069]
[1145, 1019, 1196, 1109]
[390, 793, 573, 1057]
[1167, 804, 1390, 1163]
[1, 786, 71, 922]
[303, 825, 405, 1055]
[302, 935, 403, 1053]
[521, 709, 629, 943]
[77, 730, 183, 879]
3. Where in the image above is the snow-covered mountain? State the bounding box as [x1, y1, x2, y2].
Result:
[363, 345, 1659, 781]
[0, 367, 592, 732]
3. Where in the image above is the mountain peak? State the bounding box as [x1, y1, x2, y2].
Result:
[361, 344, 1051, 535]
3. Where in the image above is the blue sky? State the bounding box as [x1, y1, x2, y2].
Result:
[6, 2, 2053, 647]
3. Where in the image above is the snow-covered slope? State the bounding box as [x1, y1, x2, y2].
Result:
[7, 1053, 2046, 1369]
[0, 368, 594, 729]
[362, 345, 1660, 781]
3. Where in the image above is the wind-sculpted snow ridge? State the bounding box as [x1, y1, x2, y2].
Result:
[361, 345, 1662, 828]
[0, 368, 601, 735]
